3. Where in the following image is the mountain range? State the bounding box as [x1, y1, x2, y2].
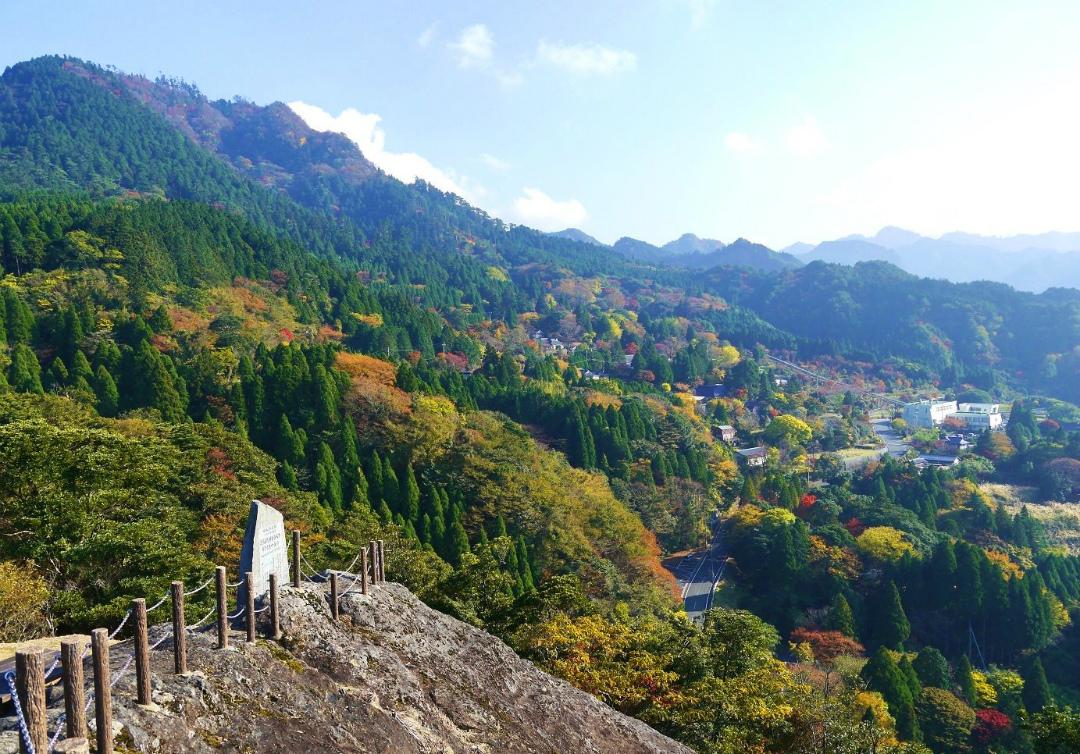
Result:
[786, 226, 1080, 292]
[1, 56, 1077, 403]
[551, 223, 1080, 292]
[550, 230, 802, 272]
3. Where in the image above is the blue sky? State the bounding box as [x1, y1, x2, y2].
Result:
[3, 1, 1080, 248]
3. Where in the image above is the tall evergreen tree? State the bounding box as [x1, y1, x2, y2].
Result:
[871, 581, 911, 650]
[400, 464, 421, 522]
[827, 593, 857, 638]
[956, 655, 977, 706]
[93, 364, 119, 416]
[862, 647, 920, 742]
[1023, 657, 1054, 713]
[8, 343, 43, 394]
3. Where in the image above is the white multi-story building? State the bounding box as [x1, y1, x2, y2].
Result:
[903, 399, 958, 429]
[951, 403, 1003, 431]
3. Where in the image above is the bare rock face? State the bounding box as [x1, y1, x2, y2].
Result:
[102, 582, 691, 753]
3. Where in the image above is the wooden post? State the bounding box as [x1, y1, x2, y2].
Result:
[14, 649, 46, 754]
[360, 548, 368, 595]
[269, 573, 281, 640]
[61, 638, 88, 739]
[132, 598, 152, 705]
[291, 529, 301, 587]
[244, 572, 256, 642]
[215, 566, 228, 650]
[171, 581, 187, 674]
[378, 539, 386, 582]
[368, 541, 378, 584]
[54, 738, 90, 753]
[91, 627, 113, 754]
[330, 572, 340, 620]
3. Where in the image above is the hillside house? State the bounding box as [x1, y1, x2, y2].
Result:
[736, 446, 767, 467]
[717, 424, 737, 443]
[695, 384, 728, 399]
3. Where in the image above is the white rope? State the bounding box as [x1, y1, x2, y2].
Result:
[107, 608, 134, 640]
[254, 604, 271, 614]
[44, 653, 61, 679]
[186, 606, 217, 631]
[146, 591, 171, 613]
[184, 574, 215, 597]
[110, 654, 136, 689]
[338, 574, 364, 600]
[47, 712, 65, 752]
[150, 631, 172, 651]
[342, 549, 362, 574]
[229, 579, 244, 588]
[300, 552, 320, 574]
[227, 607, 245, 620]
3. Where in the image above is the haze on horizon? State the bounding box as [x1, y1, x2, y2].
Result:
[2, 0, 1079, 249]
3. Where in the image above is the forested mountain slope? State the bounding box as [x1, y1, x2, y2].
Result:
[2, 55, 1077, 402]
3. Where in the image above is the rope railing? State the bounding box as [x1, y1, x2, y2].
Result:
[3, 669, 35, 753]
[6, 532, 388, 753]
[184, 574, 215, 597]
[186, 606, 217, 631]
[47, 712, 65, 752]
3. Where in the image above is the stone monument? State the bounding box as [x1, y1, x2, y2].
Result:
[238, 500, 290, 606]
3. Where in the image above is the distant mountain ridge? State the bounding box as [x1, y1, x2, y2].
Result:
[549, 228, 606, 246]
[602, 233, 802, 272]
[793, 227, 1080, 291]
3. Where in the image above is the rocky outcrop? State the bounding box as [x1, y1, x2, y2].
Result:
[5, 582, 689, 753]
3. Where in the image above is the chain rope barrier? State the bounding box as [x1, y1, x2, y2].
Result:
[47, 711, 65, 752]
[184, 574, 215, 597]
[145, 591, 171, 614]
[186, 606, 217, 631]
[3, 670, 35, 754]
[9, 543, 387, 752]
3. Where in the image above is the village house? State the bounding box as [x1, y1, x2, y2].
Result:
[695, 384, 728, 399]
[716, 424, 737, 443]
[736, 446, 767, 468]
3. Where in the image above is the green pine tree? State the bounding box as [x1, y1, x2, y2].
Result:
[401, 464, 421, 522]
[912, 647, 951, 689]
[93, 365, 120, 417]
[8, 343, 43, 394]
[827, 593, 857, 638]
[956, 655, 977, 706]
[872, 581, 911, 650]
[862, 647, 920, 742]
[1023, 657, 1053, 713]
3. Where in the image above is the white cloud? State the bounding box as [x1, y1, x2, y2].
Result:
[511, 187, 587, 230]
[449, 24, 494, 68]
[785, 116, 827, 156]
[417, 23, 438, 48]
[480, 153, 510, 171]
[724, 131, 761, 154]
[288, 101, 480, 203]
[536, 41, 637, 76]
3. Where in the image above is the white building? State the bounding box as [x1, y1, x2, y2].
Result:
[903, 399, 958, 429]
[951, 403, 1003, 431]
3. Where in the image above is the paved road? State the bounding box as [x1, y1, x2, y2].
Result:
[872, 418, 910, 458]
[666, 526, 726, 622]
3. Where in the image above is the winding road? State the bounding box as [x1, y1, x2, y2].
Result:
[665, 524, 727, 622]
